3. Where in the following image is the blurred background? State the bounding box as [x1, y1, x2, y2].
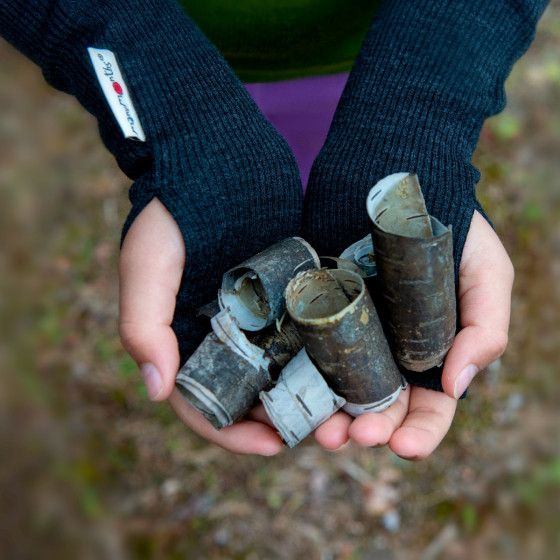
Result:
[1, 4, 559, 559]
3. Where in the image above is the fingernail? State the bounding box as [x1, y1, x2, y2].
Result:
[454, 364, 478, 399]
[141, 363, 163, 400]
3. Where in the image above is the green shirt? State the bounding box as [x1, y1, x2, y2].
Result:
[177, 0, 380, 82]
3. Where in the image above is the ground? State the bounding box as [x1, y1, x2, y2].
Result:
[1, 4, 560, 559]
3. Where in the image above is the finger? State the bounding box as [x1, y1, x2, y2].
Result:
[347, 386, 410, 448]
[119, 199, 186, 401]
[246, 403, 276, 428]
[169, 390, 284, 456]
[388, 386, 457, 460]
[314, 411, 353, 451]
[442, 211, 514, 399]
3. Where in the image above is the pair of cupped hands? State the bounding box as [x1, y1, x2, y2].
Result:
[119, 180, 513, 461]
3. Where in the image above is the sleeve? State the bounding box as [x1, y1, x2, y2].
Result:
[0, 0, 303, 364]
[305, 0, 549, 271]
[0, 0, 253, 181]
[302, 0, 549, 391]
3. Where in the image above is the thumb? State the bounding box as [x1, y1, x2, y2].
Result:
[118, 198, 186, 401]
[441, 211, 514, 399]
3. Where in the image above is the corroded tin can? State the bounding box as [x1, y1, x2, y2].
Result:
[285, 268, 403, 415]
[367, 173, 456, 371]
[219, 237, 320, 331]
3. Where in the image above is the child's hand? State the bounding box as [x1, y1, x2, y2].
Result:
[120, 204, 512, 459]
[312, 211, 514, 459]
[119, 198, 284, 456]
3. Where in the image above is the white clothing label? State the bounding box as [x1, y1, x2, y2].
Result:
[87, 47, 146, 141]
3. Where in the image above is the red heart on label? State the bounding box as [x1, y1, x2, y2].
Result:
[113, 82, 123, 95]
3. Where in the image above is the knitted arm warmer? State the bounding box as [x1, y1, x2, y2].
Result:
[303, 0, 549, 391]
[1, 0, 303, 364]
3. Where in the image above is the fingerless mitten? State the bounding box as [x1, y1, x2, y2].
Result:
[1, 0, 303, 364]
[302, 0, 549, 391]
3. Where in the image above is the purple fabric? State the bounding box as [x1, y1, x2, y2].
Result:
[245, 73, 349, 192]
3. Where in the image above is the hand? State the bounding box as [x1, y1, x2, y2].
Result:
[312, 210, 514, 459]
[119, 206, 512, 458]
[119, 199, 284, 456]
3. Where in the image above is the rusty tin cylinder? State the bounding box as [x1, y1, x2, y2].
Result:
[366, 173, 456, 372]
[219, 237, 320, 331]
[260, 348, 346, 448]
[285, 269, 404, 416]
